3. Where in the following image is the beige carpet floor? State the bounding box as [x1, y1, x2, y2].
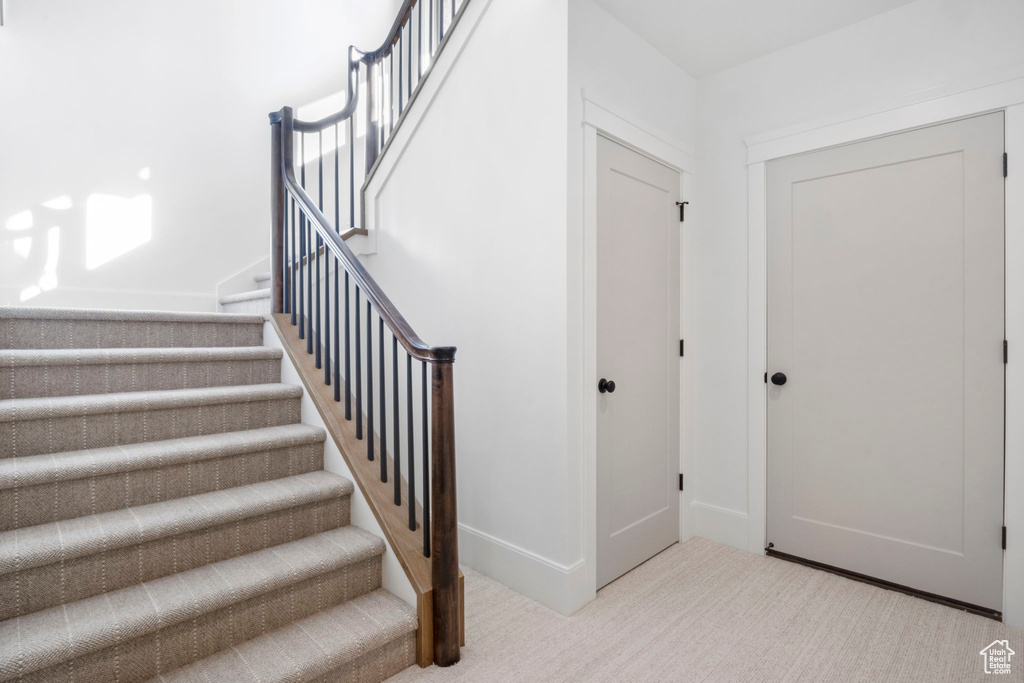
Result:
[391, 537, 1023, 682]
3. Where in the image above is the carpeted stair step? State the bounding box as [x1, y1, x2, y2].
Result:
[0, 346, 284, 399]
[151, 588, 417, 683]
[0, 526, 386, 683]
[0, 471, 352, 621]
[0, 424, 327, 531]
[219, 288, 271, 315]
[0, 307, 265, 350]
[0, 383, 303, 458]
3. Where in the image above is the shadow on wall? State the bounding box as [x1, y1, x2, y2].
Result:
[1, 167, 153, 305]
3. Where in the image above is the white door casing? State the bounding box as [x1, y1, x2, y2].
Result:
[766, 112, 1005, 611]
[596, 134, 680, 588]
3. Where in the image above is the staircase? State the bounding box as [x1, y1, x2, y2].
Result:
[220, 271, 272, 314]
[0, 307, 417, 682]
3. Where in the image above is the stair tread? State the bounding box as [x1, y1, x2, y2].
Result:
[0, 306, 264, 324]
[151, 588, 416, 683]
[253, 271, 271, 284]
[0, 471, 354, 574]
[0, 345, 282, 367]
[0, 383, 303, 422]
[219, 288, 271, 305]
[0, 526, 385, 681]
[0, 424, 326, 491]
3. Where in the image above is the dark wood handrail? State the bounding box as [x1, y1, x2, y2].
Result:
[268, 0, 467, 668]
[286, 0, 416, 134]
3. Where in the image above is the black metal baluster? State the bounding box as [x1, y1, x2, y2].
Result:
[379, 317, 388, 483]
[334, 123, 341, 235]
[408, 18, 413, 99]
[298, 216, 305, 337]
[303, 135, 314, 355]
[367, 301, 374, 461]
[332, 125, 340, 396]
[398, 31, 404, 117]
[407, 353, 415, 530]
[290, 197, 297, 325]
[422, 361, 430, 557]
[389, 52, 395, 136]
[282, 190, 290, 315]
[418, 0, 423, 80]
[439, 0, 445, 42]
[345, 272, 351, 418]
[451, 0, 455, 22]
[316, 131, 324, 371]
[429, 0, 434, 56]
[393, 335, 401, 505]
[298, 136, 305, 339]
[348, 116, 355, 230]
[307, 217, 314, 355]
[334, 255, 340, 400]
[355, 286, 362, 439]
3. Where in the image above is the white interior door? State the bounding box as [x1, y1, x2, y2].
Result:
[767, 112, 1005, 612]
[597, 135, 680, 588]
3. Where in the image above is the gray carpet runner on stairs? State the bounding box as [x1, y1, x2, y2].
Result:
[0, 307, 415, 683]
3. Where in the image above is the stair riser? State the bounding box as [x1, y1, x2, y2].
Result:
[0, 397, 301, 458]
[0, 442, 324, 531]
[220, 298, 271, 315]
[0, 358, 282, 399]
[0, 496, 349, 621]
[0, 319, 263, 350]
[18, 556, 383, 683]
[309, 634, 417, 683]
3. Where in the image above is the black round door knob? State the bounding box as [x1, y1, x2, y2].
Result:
[598, 378, 616, 394]
[771, 372, 787, 386]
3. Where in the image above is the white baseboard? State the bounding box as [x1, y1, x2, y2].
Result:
[458, 523, 589, 615]
[692, 501, 749, 551]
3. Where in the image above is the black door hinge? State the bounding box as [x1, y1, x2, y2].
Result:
[679, 473, 684, 491]
[1005, 340, 1009, 364]
[679, 339, 685, 357]
[1003, 526, 1007, 550]
[764, 372, 768, 384]
[1004, 153, 1009, 178]
[676, 201, 689, 222]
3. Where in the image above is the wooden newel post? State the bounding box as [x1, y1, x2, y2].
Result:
[430, 360, 460, 666]
[269, 110, 285, 315]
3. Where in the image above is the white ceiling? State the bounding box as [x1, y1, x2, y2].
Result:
[590, 0, 917, 78]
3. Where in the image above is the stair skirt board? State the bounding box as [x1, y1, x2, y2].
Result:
[0, 307, 417, 683]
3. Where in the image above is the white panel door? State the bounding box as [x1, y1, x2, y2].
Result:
[597, 135, 680, 588]
[767, 112, 1005, 612]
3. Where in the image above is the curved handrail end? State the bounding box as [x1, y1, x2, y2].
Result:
[432, 347, 457, 363]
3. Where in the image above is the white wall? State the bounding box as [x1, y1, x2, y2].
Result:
[566, 0, 697, 605]
[360, 0, 576, 612]
[692, 0, 1024, 560]
[0, 0, 400, 311]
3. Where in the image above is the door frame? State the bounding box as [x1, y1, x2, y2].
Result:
[745, 66, 1024, 626]
[580, 89, 695, 601]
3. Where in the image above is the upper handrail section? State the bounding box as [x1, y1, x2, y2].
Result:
[277, 106, 454, 364]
